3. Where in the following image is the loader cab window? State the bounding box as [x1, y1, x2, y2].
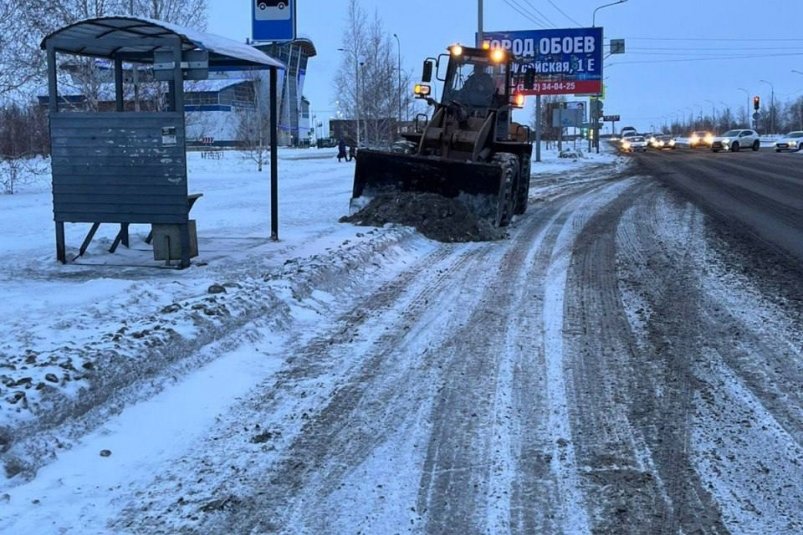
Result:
[444, 57, 506, 109]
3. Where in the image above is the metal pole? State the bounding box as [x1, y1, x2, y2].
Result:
[760, 79, 774, 134]
[737, 88, 749, 124]
[270, 67, 279, 240]
[593, 0, 627, 27]
[535, 95, 542, 162]
[393, 33, 402, 130]
[355, 57, 360, 146]
[478, 0, 483, 44]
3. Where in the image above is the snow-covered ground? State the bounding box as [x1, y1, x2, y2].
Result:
[0, 146, 617, 525]
[1, 144, 800, 534]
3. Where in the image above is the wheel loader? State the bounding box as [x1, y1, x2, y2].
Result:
[351, 44, 533, 227]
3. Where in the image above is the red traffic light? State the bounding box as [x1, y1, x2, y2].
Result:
[753, 96, 760, 110]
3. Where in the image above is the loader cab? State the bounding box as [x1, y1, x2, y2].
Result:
[441, 45, 512, 112]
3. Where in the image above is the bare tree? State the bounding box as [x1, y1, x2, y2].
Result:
[234, 76, 272, 171]
[0, 3, 47, 100]
[333, 0, 414, 146]
[130, 0, 208, 30]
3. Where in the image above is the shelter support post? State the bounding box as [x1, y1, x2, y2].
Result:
[179, 223, 191, 269]
[47, 45, 58, 114]
[109, 223, 130, 253]
[56, 222, 66, 264]
[270, 67, 279, 241]
[78, 222, 101, 258]
[114, 59, 124, 111]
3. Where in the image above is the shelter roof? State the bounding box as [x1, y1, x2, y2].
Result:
[40, 16, 284, 70]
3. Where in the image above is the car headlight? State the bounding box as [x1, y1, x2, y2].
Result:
[669, 139, 675, 146]
[704, 134, 713, 144]
[722, 138, 731, 144]
[690, 135, 699, 143]
[622, 142, 631, 149]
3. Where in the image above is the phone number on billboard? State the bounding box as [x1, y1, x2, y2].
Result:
[533, 82, 576, 91]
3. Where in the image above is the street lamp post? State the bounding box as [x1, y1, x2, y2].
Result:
[793, 71, 803, 129]
[705, 99, 717, 129]
[759, 79, 775, 134]
[393, 33, 402, 131]
[337, 48, 361, 146]
[737, 87, 750, 126]
[360, 60, 366, 145]
[591, 0, 627, 153]
[592, 0, 628, 27]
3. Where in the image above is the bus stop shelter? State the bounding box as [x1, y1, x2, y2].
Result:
[41, 17, 285, 268]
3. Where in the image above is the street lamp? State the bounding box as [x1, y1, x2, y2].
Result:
[736, 87, 750, 125]
[705, 99, 717, 127]
[759, 79, 775, 134]
[393, 33, 402, 129]
[592, 0, 628, 27]
[793, 71, 803, 129]
[338, 48, 360, 146]
[719, 100, 729, 130]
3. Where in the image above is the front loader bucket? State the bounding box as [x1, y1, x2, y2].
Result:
[351, 149, 506, 222]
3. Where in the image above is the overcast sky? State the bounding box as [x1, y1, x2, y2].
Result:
[209, 0, 803, 133]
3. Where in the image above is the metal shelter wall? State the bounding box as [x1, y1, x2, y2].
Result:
[50, 112, 187, 224]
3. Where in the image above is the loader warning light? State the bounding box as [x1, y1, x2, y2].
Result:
[512, 93, 525, 108]
[449, 44, 463, 56]
[490, 48, 506, 63]
[482, 41, 491, 50]
[414, 83, 431, 98]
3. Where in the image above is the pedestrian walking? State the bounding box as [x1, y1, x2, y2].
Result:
[337, 138, 347, 162]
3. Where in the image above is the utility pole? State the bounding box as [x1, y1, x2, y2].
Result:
[393, 33, 402, 131]
[760, 79, 775, 134]
[477, 0, 483, 44]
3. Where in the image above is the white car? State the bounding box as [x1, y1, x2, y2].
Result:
[621, 135, 647, 152]
[774, 131, 803, 152]
[711, 129, 761, 152]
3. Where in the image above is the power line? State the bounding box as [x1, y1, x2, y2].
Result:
[610, 52, 803, 65]
[501, 0, 550, 27]
[546, 0, 583, 27]
[521, 0, 557, 27]
[628, 37, 803, 42]
[626, 46, 803, 52]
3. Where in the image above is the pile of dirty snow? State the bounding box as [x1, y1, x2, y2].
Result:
[340, 192, 507, 243]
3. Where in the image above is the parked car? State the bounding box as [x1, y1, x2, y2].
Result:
[650, 134, 676, 150]
[774, 131, 803, 152]
[621, 135, 648, 152]
[689, 130, 714, 149]
[711, 129, 761, 152]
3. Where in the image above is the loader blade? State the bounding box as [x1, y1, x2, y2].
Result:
[352, 149, 505, 221]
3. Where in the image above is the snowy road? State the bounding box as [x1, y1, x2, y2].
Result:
[1, 150, 801, 534]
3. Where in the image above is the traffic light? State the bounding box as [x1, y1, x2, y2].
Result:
[591, 98, 603, 118]
[753, 96, 760, 110]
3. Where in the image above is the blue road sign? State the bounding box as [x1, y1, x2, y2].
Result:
[480, 27, 603, 96]
[253, 0, 296, 42]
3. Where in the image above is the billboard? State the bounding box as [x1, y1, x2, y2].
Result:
[480, 28, 603, 96]
[252, 0, 296, 42]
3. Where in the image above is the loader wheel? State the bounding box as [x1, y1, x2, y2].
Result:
[513, 153, 531, 215]
[492, 153, 518, 227]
